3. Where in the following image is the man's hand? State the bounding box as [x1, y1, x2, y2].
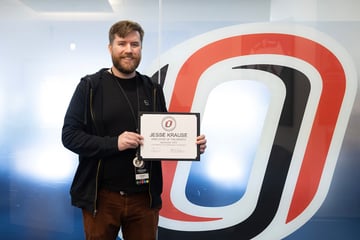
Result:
[117, 131, 144, 151]
[196, 134, 207, 154]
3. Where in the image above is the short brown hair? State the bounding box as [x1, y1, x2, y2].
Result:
[109, 20, 144, 44]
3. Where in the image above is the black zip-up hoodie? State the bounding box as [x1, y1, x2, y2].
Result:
[62, 68, 167, 215]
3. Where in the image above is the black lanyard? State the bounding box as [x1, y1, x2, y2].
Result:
[110, 68, 140, 132]
[110, 68, 146, 168]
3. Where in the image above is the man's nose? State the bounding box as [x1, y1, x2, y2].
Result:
[124, 43, 133, 52]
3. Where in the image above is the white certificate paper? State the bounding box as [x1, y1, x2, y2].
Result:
[139, 112, 200, 161]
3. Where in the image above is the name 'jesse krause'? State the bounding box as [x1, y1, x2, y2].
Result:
[150, 132, 187, 138]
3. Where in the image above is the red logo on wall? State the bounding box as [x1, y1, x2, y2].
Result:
[147, 23, 357, 239]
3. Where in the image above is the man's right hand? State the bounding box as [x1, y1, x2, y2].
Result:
[117, 131, 144, 151]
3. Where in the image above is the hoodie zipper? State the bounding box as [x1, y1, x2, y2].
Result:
[147, 85, 158, 208]
[93, 159, 102, 217]
[89, 86, 102, 217]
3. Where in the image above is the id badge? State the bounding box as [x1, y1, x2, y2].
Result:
[135, 167, 149, 185]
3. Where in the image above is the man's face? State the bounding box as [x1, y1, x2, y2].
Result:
[109, 31, 142, 77]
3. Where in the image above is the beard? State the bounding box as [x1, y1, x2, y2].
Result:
[111, 53, 141, 75]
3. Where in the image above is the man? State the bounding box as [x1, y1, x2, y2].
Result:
[62, 20, 207, 240]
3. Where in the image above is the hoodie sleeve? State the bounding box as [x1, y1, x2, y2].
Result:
[61, 78, 118, 159]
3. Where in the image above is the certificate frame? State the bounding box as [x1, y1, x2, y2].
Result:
[138, 112, 200, 161]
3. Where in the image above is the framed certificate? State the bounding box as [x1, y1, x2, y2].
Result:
[139, 112, 200, 161]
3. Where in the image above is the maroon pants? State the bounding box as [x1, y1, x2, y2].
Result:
[82, 189, 160, 240]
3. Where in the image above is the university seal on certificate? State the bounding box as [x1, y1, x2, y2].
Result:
[138, 112, 200, 161]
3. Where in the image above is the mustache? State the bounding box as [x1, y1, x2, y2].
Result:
[121, 53, 134, 58]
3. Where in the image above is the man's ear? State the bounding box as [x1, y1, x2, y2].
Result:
[108, 44, 112, 54]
